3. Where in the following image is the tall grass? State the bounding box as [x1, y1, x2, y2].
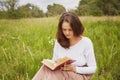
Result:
[0, 16, 120, 80]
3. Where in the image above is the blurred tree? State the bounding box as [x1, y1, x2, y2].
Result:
[0, 0, 19, 11]
[76, 0, 120, 16]
[0, 0, 20, 18]
[18, 3, 44, 18]
[46, 3, 66, 16]
[68, 9, 76, 14]
[0, 0, 44, 19]
[76, 0, 103, 16]
[96, 0, 120, 15]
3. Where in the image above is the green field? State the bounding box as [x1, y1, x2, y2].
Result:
[0, 16, 120, 80]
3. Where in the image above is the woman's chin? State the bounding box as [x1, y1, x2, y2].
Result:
[66, 36, 72, 39]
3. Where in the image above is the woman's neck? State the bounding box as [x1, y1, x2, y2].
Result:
[70, 35, 82, 46]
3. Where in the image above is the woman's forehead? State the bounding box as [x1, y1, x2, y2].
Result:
[62, 22, 71, 28]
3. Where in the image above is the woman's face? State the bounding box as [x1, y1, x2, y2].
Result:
[62, 21, 74, 39]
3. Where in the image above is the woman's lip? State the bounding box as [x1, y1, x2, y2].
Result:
[66, 35, 70, 36]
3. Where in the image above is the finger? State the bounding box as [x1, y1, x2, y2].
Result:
[61, 67, 70, 71]
[64, 64, 71, 68]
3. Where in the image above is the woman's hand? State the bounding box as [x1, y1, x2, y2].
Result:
[61, 64, 76, 72]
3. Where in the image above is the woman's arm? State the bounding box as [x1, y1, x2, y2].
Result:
[76, 39, 97, 74]
[52, 40, 59, 61]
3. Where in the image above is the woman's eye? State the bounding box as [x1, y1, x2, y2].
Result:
[63, 29, 66, 31]
[69, 29, 72, 31]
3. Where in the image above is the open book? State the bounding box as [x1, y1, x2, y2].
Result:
[41, 57, 75, 70]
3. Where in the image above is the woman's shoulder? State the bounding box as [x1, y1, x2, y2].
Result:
[82, 36, 93, 44]
[54, 39, 60, 46]
[55, 39, 59, 44]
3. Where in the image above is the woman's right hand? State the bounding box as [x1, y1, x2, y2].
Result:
[61, 64, 76, 72]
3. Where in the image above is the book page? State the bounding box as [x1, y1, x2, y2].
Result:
[42, 57, 75, 70]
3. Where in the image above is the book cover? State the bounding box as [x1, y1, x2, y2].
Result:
[41, 57, 75, 70]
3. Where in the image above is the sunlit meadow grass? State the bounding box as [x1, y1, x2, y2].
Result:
[0, 16, 120, 80]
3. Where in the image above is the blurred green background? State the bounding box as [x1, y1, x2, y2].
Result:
[0, 0, 120, 80]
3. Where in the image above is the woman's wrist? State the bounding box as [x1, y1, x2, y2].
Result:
[72, 66, 76, 72]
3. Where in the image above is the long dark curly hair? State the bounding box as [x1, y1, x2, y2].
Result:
[56, 12, 84, 48]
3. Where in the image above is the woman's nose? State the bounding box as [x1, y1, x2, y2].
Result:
[66, 30, 69, 34]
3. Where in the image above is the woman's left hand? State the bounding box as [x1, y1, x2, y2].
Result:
[61, 64, 76, 72]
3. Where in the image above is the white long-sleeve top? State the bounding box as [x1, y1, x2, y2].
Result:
[52, 36, 97, 74]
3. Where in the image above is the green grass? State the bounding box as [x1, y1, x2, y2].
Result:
[0, 16, 120, 80]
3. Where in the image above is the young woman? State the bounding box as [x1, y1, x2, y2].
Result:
[32, 12, 97, 80]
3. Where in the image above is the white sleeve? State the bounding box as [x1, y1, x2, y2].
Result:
[76, 39, 97, 74]
[52, 40, 59, 61]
